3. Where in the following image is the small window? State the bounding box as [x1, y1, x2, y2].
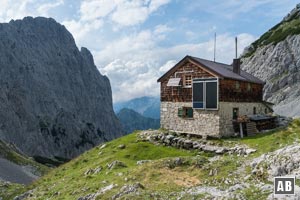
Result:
[178, 107, 193, 118]
[265, 108, 268, 114]
[253, 107, 257, 115]
[184, 75, 192, 87]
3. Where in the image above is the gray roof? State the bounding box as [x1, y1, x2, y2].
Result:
[190, 56, 265, 84]
[158, 55, 265, 85]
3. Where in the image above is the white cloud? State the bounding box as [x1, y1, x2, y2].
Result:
[63, 19, 103, 44]
[111, 0, 149, 26]
[62, 0, 171, 47]
[0, 0, 65, 22]
[37, 0, 64, 17]
[80, 0, 116, 21]
[154, 24, 173, 35]
[149, 0, 170, 12]
[95, 28, 256, 102]
[159, 60, 177, 73]
[0, 0, 34, 22]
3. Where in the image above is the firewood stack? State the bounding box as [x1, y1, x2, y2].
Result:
[237, 115, 250, 123]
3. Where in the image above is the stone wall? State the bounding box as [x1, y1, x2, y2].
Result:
[160, 101, 271, 137]
[160, 102, 220, 137]
[218, 102, 270, 137]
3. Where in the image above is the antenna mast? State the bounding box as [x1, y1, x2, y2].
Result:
[214, 32, 216, 62]
[235, 36, 238, 59]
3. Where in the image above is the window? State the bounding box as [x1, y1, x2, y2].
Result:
[265, 108, 268, 114]
[206, 82, 218, 109]
[193, 82, 204, 108]
[253, 107, 257, 115]
[193, 78, 218, 109]
[178, 107, 193, 118]
[184, 75, 192, 87]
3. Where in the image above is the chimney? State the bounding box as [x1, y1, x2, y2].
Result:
[233, 58, 241, 74]
[233, 36, 240, 74]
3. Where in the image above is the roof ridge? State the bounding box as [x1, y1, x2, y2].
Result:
[189, 56, 231, 66]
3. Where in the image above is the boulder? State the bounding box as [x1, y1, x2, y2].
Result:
[107, 161, 127, 170]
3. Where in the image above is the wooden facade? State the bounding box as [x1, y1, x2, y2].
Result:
[160, 61, 216, 102]
[160, 60, 263, 103]
[219, 79, 263, 102]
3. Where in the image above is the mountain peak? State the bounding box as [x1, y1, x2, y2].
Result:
[0, 17, 124, 159]
[283, 3, 300, 22]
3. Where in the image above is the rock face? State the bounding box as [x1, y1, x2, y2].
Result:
[0, 17, 123, 159]
[241, 4, 300, 118]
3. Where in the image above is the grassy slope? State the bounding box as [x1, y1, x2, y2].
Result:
[10, 120, 300, 200]
[243, 14, 300, 58]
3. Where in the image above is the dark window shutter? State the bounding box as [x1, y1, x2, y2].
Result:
[187, 108, 193, 118]
[178, 108, 183, 117]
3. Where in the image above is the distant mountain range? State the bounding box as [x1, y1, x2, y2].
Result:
[114, 96, 160, 119]
[117, 108, 160, 134]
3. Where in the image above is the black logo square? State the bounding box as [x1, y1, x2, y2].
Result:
[274, 177, 295, 195]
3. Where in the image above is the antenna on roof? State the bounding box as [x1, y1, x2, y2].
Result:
[214, 32, 216, 62]
[235, 36, 238, 59]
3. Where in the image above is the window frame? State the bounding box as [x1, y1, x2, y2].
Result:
[183, 75, 192, 88]
[178, 107, 193, 118]
[192, 78, 219, 110]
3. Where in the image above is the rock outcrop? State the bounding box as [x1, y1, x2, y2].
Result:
[0, 17, 123, 159]
[241, 4, 300, 118]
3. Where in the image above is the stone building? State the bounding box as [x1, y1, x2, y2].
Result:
[157, 55, 273, 138]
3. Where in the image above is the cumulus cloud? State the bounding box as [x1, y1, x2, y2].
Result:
[62, 0, 171, 45]
[95, 28, 256, 102]
[0, 0, 34, 22]
[0, 0, 65, 22]
[80, 0, 116, 21]
[63, 19, 103, 44]
[37, 0, 64, 17]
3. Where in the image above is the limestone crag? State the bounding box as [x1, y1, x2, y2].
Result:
[0, 17, 123, 159]
[241, 4, 300, 117]
[242, 35, 300, 117]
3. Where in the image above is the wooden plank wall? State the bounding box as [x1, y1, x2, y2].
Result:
[160, 61, 215, 102]
[219, 79, 263, 102]
[160, 61, 263, 103]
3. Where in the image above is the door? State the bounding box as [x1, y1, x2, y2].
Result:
[233, 108, 239, 120]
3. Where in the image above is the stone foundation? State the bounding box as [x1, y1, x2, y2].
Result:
[160, 101, 271, 137]
[160, 102, 220, 137]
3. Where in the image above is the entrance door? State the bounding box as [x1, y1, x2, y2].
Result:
[233, 108, 239, 120]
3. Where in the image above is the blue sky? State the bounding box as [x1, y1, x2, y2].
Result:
[0, 0, 299, 102]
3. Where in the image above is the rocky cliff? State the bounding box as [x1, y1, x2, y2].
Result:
[241, 4, 300, 117]
[0, 17, 123, 159]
